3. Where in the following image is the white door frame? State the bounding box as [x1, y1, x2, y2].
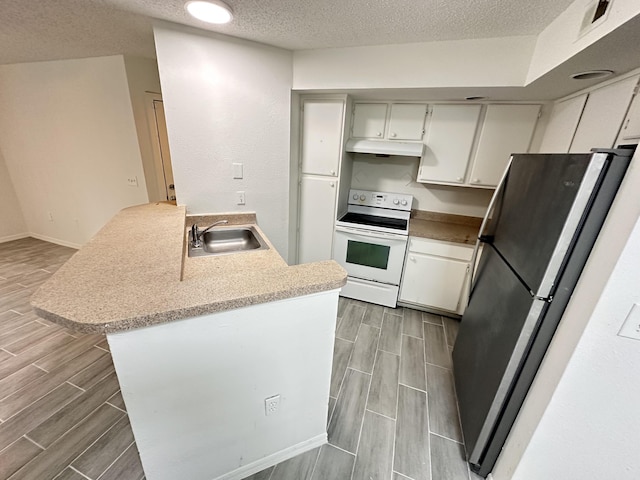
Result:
[145, 92, 175, 202]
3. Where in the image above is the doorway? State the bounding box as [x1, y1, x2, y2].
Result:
[146, 93, 176, 203]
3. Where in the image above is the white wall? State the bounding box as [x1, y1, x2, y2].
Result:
[293, 36, 536, 90]
[493, 147, 640, 478]
[153, 22, 293, 257]
[509, 211, 640, 479]
[0, 150, 27, 242]
[527, 0, 640, 82]
[123, 56, 164, 202]
[0, 55, 149, 248]
[350, 155, 492, 217]
[108, 291, 337, 480]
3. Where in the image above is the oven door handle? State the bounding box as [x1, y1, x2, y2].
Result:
[335, 224, 406, 241]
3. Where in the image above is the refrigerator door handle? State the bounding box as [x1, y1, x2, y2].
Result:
[467, 155, 514, 305]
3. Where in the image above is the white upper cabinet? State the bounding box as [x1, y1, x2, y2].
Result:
[301, 100, 345, 176]
[468, 104, 541, 187]
[387, 104, 429, 140]
[569, 75, 639, 153]
[620, 91, 640, 140]
[418, 104, 481, 184]
[538, 95, 588, 153]
[352, 103, 388, 138]
[351, 102, 427, 141]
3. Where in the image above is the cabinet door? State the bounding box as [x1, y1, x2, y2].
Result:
[301, 100, 344, 176]
[538, 94, 587, 153]
[400, 252, 469, 311]
[570, 75, 638, 152]
[469, 104, 540, 187]
[387, 104, 428, 140]
[352, 103, 388, 138]
[298, 176, 337, 264]
[418, 104, 481, 184]
[620, 92, 640, 140]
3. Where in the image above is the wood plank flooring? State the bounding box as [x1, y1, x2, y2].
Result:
[0, 238, 477, 480]
[0, 238, 144, 480]
[245, 298, 477, 480]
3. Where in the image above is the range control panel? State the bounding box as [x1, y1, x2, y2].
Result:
[348, 189, 413, 211]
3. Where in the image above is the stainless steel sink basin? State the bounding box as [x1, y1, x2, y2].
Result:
[188, 226, 269, 257]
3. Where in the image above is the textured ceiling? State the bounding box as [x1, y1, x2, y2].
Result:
[0, 0, 576, 65]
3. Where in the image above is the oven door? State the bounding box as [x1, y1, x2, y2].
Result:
[334, 225, 408, 285]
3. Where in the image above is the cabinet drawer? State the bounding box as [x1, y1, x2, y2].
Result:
[408, 237, 473, 261]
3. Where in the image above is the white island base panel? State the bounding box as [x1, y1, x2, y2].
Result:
[107, 290, 339, 480]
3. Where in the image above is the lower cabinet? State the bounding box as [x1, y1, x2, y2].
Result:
[297, 175, 338, 263]
[399, 237, 473, 314]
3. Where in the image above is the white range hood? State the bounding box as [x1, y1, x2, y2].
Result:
[345, 139, 425, 158]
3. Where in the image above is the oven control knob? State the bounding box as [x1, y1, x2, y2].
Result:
[360, 195, 366, 201]
[352, 194, 359, 200]
[393, 199, 399, 205]
[401, 199, 408, 206]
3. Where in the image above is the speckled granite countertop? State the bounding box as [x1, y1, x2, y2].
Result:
[409, 210, 481, 245]
[31, 203, 347, 334]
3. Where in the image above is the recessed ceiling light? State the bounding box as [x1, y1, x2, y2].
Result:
[570, 70, 614, 80]
[185, 0, 233, 24]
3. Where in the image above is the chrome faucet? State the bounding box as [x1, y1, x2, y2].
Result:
[190, 220, 229, 248]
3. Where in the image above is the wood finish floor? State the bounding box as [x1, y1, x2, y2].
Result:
[244, 299, 480, 480]
[0, 238, 143, 480]
[0, 237, 477, 480]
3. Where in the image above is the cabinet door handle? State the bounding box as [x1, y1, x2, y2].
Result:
[410, 256, 415, 261]
[330, 182, 335, 188]
[625, 118, 631, 129]
[473, 178, 480, 183]
[330, 170, 336, 175]
[456, 177, 463, 182]
[376, 132, 382, 137]
[390, 132, 397, 138]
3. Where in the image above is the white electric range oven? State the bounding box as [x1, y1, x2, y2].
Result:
[334, 190, 413, 307]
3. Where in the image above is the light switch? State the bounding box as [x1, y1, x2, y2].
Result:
[618, 303, 640, 341]
[236, 191, 245, 205]
[233, 163, 243, 179]
[127, 176, 138, 187]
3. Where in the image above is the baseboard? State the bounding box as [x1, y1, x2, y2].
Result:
[29, 233, 81, 250]
[396, 300, 462, 320]
[0, 233, 30, 244]
[214, 433, 327, 480]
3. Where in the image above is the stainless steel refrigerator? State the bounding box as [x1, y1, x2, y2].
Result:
[453, 148, 634, 477]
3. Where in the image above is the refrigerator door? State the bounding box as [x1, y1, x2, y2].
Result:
[453, 245, 548, 466]
[486, 153, 607, 297]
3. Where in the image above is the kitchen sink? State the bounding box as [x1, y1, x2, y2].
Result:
[188, 225, 269, 257]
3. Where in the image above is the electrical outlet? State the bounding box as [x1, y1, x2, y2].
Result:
[236, 191, 245, 205]
[618, 304, 640, 341]
[265, 395, 280, 416]
[127, 176, 138, 187]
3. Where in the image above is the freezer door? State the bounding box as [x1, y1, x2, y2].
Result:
[453, 245, 547, 466]
[487, 153, 604, 297]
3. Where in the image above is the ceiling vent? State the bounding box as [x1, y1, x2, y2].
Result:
[578, 0, 612, 37]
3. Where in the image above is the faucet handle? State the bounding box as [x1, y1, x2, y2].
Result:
[190, 224, 201, 247]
